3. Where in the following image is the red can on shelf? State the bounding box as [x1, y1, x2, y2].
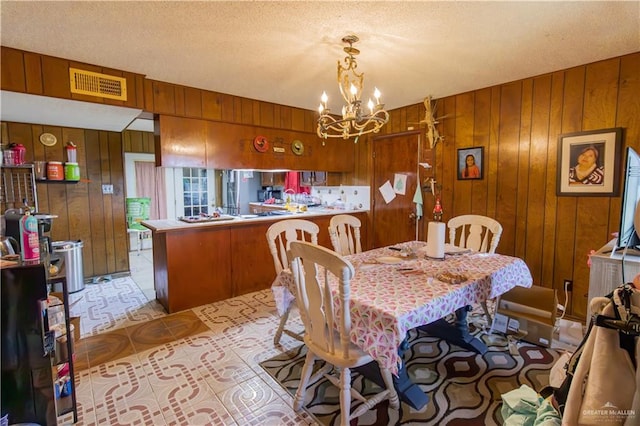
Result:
[47, 161, 64, 180]
[11, 143, 26, 165]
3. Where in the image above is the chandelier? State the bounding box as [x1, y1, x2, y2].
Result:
[317, 35, 389, 141]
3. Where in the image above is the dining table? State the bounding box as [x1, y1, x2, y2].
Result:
[271, 240, 533, 409]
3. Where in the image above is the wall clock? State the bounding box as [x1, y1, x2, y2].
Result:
[39, 132, 57, 147]
[253, 135, 269, 152]
[291, 140, 305, 156]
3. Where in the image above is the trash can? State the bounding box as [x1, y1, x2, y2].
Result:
[52, 240, 84, 293]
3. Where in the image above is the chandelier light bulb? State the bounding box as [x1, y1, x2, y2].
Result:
[321, 91, 328, 104]
[350, 83, 358, 97]
[367, 98, 374, 112]
[318, 104, 324, 114]
[374, 87, 381, 104]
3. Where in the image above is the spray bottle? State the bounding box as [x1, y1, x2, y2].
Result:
[19, 200, 40, 261]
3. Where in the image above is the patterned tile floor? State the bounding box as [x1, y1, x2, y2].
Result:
[62, 248, 317, 426]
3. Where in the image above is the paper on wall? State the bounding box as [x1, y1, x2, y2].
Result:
[379, 181, 396, 204]
[393, 173, 407, 195]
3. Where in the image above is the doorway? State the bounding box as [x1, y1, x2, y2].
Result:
[372, 131, 422, 247]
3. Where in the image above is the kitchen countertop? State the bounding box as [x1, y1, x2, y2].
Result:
[142, 207, 368, 233]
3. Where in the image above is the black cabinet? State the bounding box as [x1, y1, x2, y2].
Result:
[1, 262, 77, 425]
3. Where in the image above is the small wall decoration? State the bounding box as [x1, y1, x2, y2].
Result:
[457, 147, 484, 180]
[253, 135, 269, 152]
[556, 128, 622, 196]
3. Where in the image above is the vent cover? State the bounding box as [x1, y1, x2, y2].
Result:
[69, 67, 127, 101]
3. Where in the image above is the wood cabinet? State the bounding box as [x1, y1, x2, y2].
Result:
[300, 171, 327, 186]
[146, 211, 367, 313]
[156, 115, 354, 171]
[261, 172, 285, 187]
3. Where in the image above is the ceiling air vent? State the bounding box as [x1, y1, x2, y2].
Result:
[69, 67, 127, 101]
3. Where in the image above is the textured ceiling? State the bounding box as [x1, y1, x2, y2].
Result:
[1, 1, 639, 115]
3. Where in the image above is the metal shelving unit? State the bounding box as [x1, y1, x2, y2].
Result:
[1, 164, 38, 212]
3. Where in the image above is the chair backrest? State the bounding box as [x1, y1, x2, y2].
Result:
[289, 240, 355, 359]
[447, 214, 503, 254]
[328, 214, 362, 255]
[266, 219, 319, 274]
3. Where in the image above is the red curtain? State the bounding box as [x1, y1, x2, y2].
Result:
[284, 172, 310, 194]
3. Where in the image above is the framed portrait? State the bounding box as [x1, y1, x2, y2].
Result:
[457, 147, 484, 180]
[556, 128, 623, 196]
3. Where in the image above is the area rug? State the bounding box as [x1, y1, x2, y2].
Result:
[260, 319, 562, 425]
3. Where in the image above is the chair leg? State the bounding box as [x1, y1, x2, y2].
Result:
[481, 301, 492, 325]
[293, 350, 316, 411]
[380, 367, 400, 409]
[339, 367, 351, 426]
[274, 304, 292, 345]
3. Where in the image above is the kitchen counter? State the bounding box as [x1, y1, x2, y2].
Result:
[142, 207, 367, 233]
[142, 209, 368, 313]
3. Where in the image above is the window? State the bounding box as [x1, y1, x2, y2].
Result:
[182, 168, 209, 216]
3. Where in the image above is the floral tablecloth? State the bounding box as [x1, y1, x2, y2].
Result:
[271, 241, 533, 376]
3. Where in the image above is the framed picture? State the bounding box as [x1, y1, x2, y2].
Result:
[556, 128, 623, 196]
[457, 147, 484, 180]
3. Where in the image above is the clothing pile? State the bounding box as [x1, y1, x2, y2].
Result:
[554, 283, 640, 425]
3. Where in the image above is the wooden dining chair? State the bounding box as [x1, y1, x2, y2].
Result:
[288, 241, 399, 426]
[328, 214, 362, 255]
[266, 219, 319, 345]
[447, 214, 503, 323]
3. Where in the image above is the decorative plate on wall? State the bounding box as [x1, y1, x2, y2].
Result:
[253, 135, 269, 153]
[39, 133, 57, 147]
[292, 140, 305, 156]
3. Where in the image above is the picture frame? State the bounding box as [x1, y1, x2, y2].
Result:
[457, 147, 484, 180]
[556, 127, 623, 196]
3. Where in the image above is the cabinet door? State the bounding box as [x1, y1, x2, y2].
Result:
[273, 172, 286, 187]
[313, 171, 327, 186]
[261, 172, 274, 186]
[300, 171, 313, 186]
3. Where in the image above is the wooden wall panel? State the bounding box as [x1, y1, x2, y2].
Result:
[384, 53, 640, 320]
[1, 47, 25, 91]
[152, 81, 176, 115]
[23, 52, 43, 94]
[123, 130, 155, 154]
[524, 76, 550, 285]
[184, 86, 202, 118]
[473, 89, 492, 216]
[1, 47, 145, 108]
[2, 121, 128, 279]
[542, 71, 564, 292]
[173, 86, 186, 116]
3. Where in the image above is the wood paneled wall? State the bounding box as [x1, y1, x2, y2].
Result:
[1, 122, 129, 278]
[370, 53, 640, 319]
[1, 47, 145, 109]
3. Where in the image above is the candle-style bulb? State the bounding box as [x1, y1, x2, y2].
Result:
[367, 98, 374, 112]
[321, 91, 328, 104]
[374, 87, 381, 104]
[318, 104, 324, 114]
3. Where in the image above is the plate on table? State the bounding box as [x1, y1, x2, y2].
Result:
[376, 256, 404, 265]
[436, 272, 468, 284]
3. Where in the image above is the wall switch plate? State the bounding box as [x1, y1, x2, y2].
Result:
[102, 184, 114, 195]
